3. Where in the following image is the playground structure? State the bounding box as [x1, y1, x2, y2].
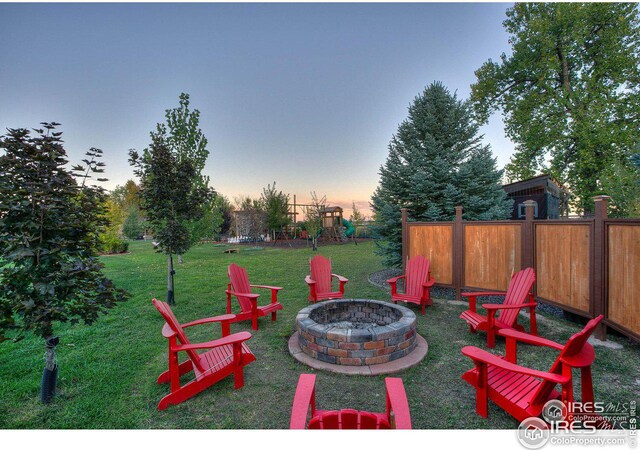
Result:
[284, 195, 356, 243]
[229, 194, 357, 244]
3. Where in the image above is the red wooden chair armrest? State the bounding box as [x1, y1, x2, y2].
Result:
[250, 284, 283, 291]
[225, 290, 260, 300]
[386, 275, 405, 284]
[173, 331, 252, 352]
[290, 374, 317, 429]
[461, 346, 569, 384]
[423, 278, 435, 287]
[498, 329, 564, 350]
[305, 275, 316, 285]
[462, 291, 507, 298]
[482, 302, 537, 311]
[181, 314, 236, 328]
[332, 274, 348, 283]
[385, 378, 411, 429]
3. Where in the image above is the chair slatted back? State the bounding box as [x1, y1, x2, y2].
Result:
[530, 315, 603, 406]
[228, 263, 254, 313]
[498, 267, 536, 326]
[405, 255, 431, 299]
[308, 410, 390, 429]
[152, 299, 205, 372]
[310, 255, 333, 294]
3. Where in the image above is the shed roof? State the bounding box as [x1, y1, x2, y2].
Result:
[502, 174, 566, 196]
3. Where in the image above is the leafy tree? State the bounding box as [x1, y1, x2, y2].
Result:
[349, 201, 369, 239]
[371, 82, 512, 267]
[214, 193, 234, 236]
[99, 197, 128, 253]
[153, 93, 211, 260]
[129, 135, 212, 305]
[471, 3, 640, 214]
[601, 149, 640, 218]
[232, 196, 266, 243]
[303, 192, 326, 251]
[261, 181, 290, 239]
[186, 194, 225, 243]
[0, 124, 129, 402]
[101, 179, 140, 249]
[111, 179, 141, 210]
[349, 201, 364, 225]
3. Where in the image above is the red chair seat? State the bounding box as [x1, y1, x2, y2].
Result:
[195, 343, 254, 380]
[314, 291, 343, 301]
[460, 310, 510, 331]
[463, 363, 561, 414]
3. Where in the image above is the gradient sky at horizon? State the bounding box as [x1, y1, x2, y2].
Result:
[0, 2, 515, 217]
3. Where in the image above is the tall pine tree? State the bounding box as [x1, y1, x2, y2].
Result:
[371, 82, 512, 267]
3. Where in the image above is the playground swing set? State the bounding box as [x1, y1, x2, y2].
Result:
[278, 195, 356, 244]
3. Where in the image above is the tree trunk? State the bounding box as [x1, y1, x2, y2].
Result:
[167, 254, 176, 305]
[40, 336, 59, 403]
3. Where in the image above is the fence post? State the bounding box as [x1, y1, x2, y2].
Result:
[523, 200, 536, 265]
[592, 195, 610, 340]
[454, 206, 463, 301]
[401, 208, 408, 274]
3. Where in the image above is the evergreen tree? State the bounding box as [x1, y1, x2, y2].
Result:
[122, 205, 147, 240]
[371, 82, 512, 267]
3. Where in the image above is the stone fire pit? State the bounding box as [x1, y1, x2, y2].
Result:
[289, 299, 428, 375]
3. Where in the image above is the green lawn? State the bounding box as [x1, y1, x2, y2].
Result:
[0, 240, 638, 429]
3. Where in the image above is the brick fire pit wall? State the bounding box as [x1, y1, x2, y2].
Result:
[296, 299, 417, 366]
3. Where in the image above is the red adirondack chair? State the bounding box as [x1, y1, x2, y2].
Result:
[386, 255, 435, 315]
[226, 263, 283, 330]
[461, 315, 604, 423]
[152, 298, 256, 410]
[460, 267, 537, 348]
[290, 374, 412, 429]
[305, 255, 348, 303]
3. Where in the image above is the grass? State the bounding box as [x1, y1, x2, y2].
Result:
[0, 240, 638, 429]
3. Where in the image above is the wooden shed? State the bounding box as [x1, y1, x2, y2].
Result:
[502, 174, 568, 220]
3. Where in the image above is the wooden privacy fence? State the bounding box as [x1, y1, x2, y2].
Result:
[401, 196, 640, 342]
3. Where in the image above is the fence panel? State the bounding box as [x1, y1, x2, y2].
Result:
[535, 223, 591, 314]
[463, 224, 521, 291]
[607, 224, 640, 338]
[408, 224, 453, 285]
[401, 198, 639, 342]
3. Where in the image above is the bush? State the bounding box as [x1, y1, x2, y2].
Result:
[100, 233, 129, 254]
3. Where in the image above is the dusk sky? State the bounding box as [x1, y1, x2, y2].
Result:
[0, 3, 515, 217]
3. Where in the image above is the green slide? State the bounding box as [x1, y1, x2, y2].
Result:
[342, 218, 356, 237]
